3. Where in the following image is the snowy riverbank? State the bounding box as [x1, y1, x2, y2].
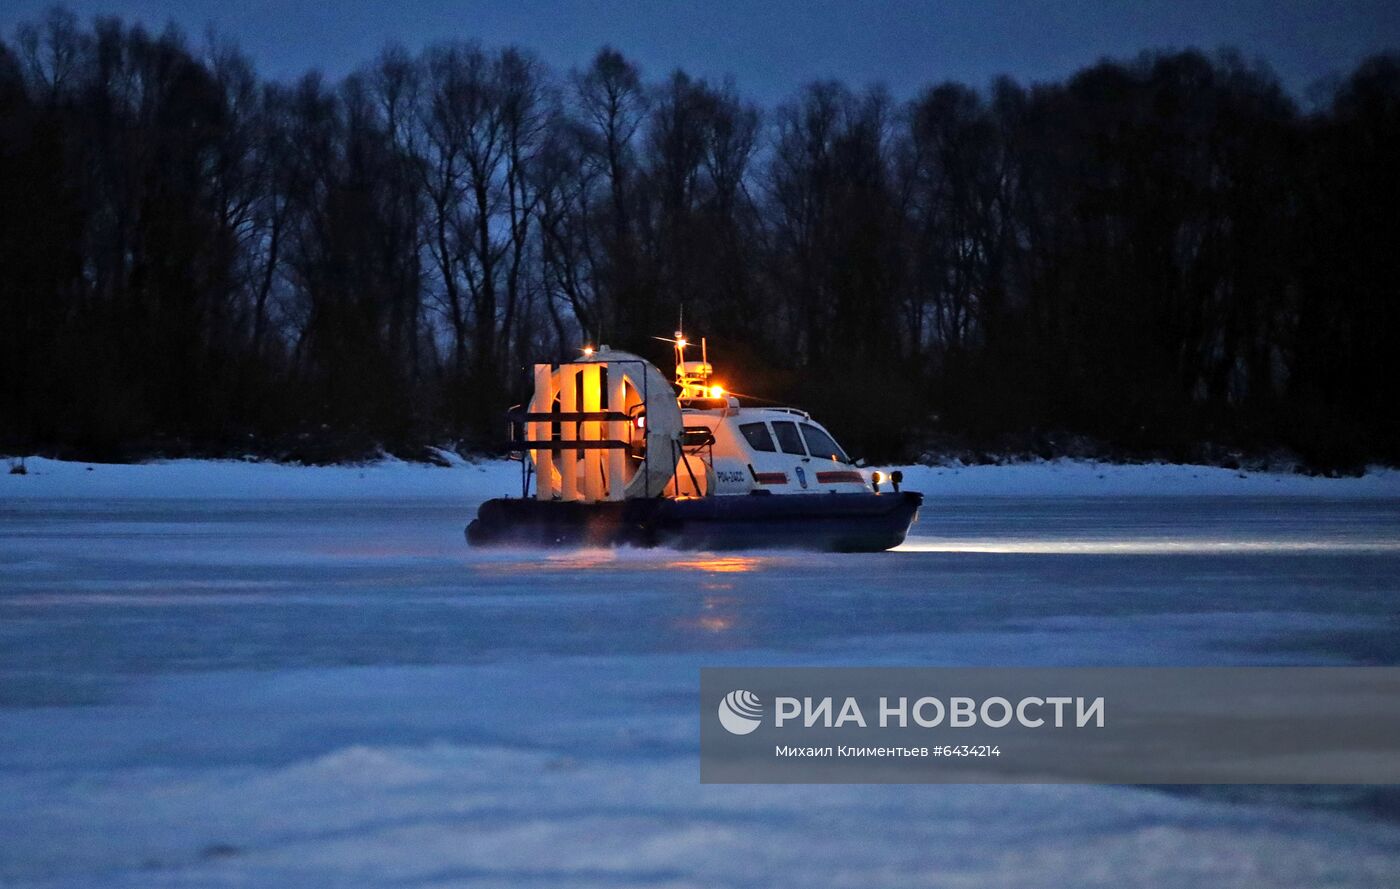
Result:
[3, 454, 1399, 500]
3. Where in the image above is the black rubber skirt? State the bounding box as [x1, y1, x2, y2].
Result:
[465, 491, 922, 552]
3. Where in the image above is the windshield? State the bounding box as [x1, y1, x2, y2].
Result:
[771, 421, 806, 455]
[800, 423, 850, 463]
[739, 422, 776, 452]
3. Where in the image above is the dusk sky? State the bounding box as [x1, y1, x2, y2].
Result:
[4, 0, 1400, 103]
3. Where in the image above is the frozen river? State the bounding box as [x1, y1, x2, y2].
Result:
[3, 461, 1400, 887]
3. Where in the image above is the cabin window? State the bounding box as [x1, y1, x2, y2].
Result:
[739, 422, 776, 452]
[771, 420, 807, 455]
[800, 423, 850, 463]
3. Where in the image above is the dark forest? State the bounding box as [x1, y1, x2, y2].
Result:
[2, 8, 1397, 468]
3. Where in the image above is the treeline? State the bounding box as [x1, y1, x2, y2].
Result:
[2, 9, 1397, 467]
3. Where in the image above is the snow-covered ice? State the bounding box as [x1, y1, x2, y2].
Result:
[4, 454, 1400, 500]
[3, 458, 1400, 887]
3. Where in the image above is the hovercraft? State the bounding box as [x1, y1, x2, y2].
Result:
[465, 335, 921, 552]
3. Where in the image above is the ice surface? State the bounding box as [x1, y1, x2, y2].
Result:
[3, 460, 1400, 887]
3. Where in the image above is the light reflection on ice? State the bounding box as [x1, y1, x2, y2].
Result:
[896, 536, 1400, 554]
[475, 548, 775, 575]
[676, 593, 742, 635]
[663, 554, 763, 573]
